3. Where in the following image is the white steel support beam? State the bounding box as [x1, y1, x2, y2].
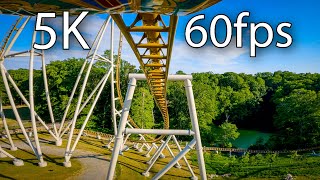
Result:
[107, 73, 206, 179]
[0, 96, 17, 151]
[153, 139, 196, 180]
[3, 16, 31, 57]
[143, 136, 172, 177]
[128, 74, 192, 81]
[0, 62, 37, 157]
[1, 65, 59, 141]
[125, 128, 195, 136]
[107, 77, 137, 179]
[0, 146, 24, 166]
[145, 143, 157, 158]
[64, 68, 112, 164]
[185, 79, 207, 180]
[64, 16, 112, 167]
[58, 16, 111, 137]
[59, 69, 113, 139]
[58, 59, 87, 136]
[172, 135, 197, 179]
[165, 143, 181, 169]
[40, 29, 59, 145]
[29, 28, 47, 167]
[110, 19, 118, 136]
[146, 140, 166, 165]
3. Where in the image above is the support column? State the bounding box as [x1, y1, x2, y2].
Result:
[64, 69, 112, 166]
[107, 77, 137, 179]
[0, 62, 37, 156]
[185, 79, 207, 180]
[172, 135, 197, 179]
[40, 29, 60, 146]
[145, 143, 156, 157]
[0, 146, 24, 166]
[58, 16, 111, 137]
[64, 16, 111, 166]
[1, 65, 59, 141]
[110, 19, 117, 136]
[0, 96, 17, 151]
[153, 139, 196, 180]
[143, 136, 172, 177]
[29, 28, 47, 167]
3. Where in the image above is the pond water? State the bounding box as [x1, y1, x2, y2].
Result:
[231, 129, 272, 149]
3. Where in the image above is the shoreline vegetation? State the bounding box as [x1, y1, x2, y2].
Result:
[1, 55, 319, 179]
[1, 55, 319, 150]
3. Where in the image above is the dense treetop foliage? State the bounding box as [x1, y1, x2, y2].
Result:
[1, 54, 319, 150]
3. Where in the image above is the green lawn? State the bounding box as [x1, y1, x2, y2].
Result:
[198, 151, 320, 179]
[1, 132, 200, 179]
[1, 132, 320, 179]
[1, 106, 319, 179]
[0, 145, 82, 179]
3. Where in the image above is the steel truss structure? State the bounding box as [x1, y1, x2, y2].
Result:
[0, 96, 24, 166]
[0, 16, 58, 167]
[0, 14, 207, 179]
[107, 74, 207, 180]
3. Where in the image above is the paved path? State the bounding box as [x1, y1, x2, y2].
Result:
[1, 140, 110, 180]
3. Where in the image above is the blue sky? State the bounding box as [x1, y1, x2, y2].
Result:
[0, 0, 319, 74]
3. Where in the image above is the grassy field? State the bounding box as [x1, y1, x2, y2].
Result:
[199, 151, 320, 179]
[1, 132, 201, 179]
[0, 138, 82, 179]
[2, 132, 319, 179]
[1, 106, 320, 179]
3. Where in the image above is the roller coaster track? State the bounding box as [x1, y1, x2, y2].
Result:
[112, 13, 178, 142]
[114, 30, 153, 139]
[0, 16, 23, 58]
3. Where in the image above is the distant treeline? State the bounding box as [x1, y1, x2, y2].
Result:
[1, 53, 319, 150]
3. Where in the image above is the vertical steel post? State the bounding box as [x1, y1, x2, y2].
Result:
[58, 16, 111, 136]
[0, 62, 37, 155]
[67, 69, 112, 162]
[107, 77, 137, 179]
[41, 29, 60, 145]
[29, 29, 47, 167]
[0, 96, 17, 151]
[64, 17, 111, 166]
[110, 19, 117, 136]
[184, 79, 207, 180]
[2, 66, 58, 141]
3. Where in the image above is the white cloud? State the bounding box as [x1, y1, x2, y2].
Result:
[43, 15, 141, 68]
[4, 15, 247, 74]
[169, 38, 248, 73]
[43, 14, 171, 68]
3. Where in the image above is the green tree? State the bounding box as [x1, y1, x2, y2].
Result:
[131, 87, 155, 129]
[219, 121, 240, 147]
[271, 89, 320, 149]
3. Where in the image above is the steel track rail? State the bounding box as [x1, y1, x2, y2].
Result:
[112, 13, 178, 142]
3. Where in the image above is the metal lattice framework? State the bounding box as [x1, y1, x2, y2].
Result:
[111, 13, 178, 142]
[0, 13, 207, 180]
